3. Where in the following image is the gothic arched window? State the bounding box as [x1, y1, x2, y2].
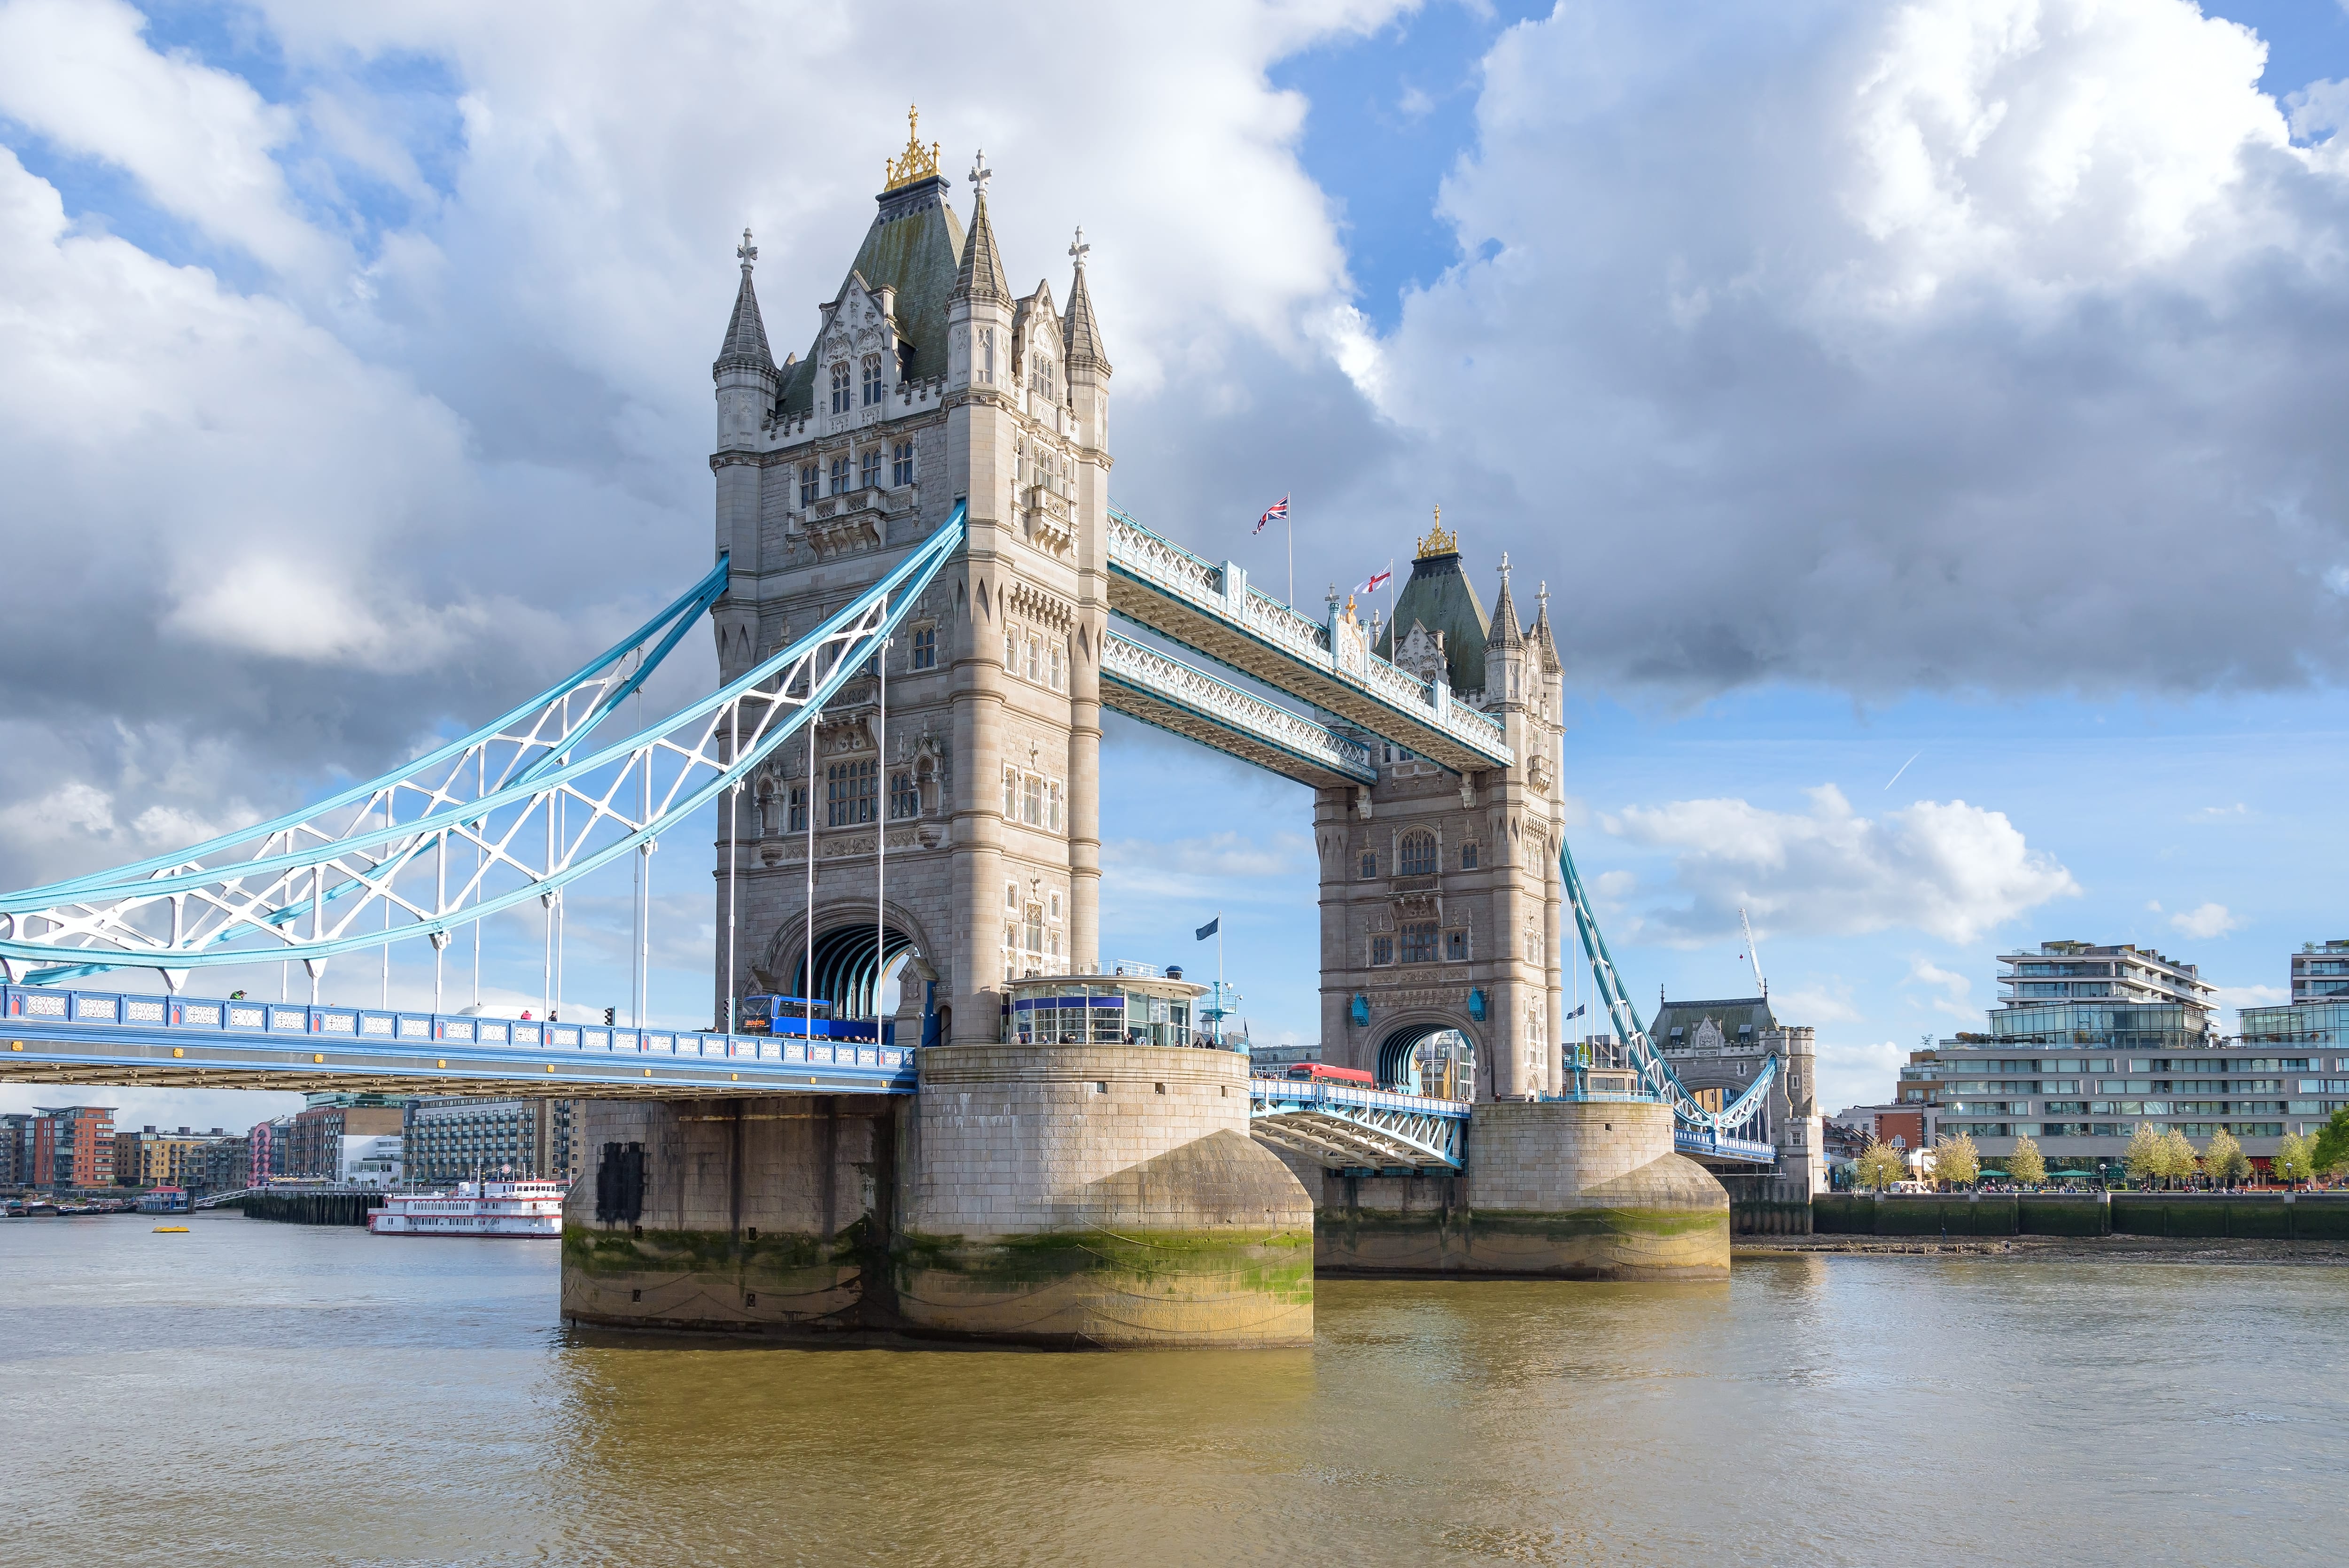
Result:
[1035, 355, 1055, 400]
[830, 362, 851, 414]
[862, 355, 884, 406]
[1398, 830, 1437, 877]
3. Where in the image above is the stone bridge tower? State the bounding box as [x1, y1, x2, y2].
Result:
[708, 123, 1112, 1048]
[1316, 515, 1570, 1102]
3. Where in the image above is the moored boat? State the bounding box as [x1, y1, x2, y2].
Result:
[368, 1179, 568, 1237]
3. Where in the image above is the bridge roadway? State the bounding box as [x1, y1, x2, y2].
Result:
[1, 982, 915, 1099]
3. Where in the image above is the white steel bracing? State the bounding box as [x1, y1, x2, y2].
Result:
[1105, 506, 1513, 774]
[1100, 631, 1377, 789]
[0, 508, 967, 988]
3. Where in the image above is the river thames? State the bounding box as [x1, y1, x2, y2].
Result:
[5, 1214, 2344, 1566]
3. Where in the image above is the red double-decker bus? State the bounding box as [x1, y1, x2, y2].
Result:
[1282, 1062, 1375, 1087]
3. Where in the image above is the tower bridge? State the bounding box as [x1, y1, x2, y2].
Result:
[0, 116, 1818, 1347]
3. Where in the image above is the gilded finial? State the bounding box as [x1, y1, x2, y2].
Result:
[884, 105, 941, 192]
[1416, 504, 1457, 560]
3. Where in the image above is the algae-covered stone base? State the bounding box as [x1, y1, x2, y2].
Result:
[560, 1223, 872, 1334]
[1272, 1099, 1731, 1281]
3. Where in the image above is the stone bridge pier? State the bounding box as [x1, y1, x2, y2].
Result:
[561, 1039, 1314, 1347]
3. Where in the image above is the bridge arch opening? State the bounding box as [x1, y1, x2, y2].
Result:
[791, 923, 920, 1021]
[1375, 1025, 1475, 1099]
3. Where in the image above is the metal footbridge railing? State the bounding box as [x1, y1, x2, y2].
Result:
[1246, 1076, 1470, 1172]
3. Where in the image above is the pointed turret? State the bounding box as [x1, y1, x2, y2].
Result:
[1484, 552, 1527, 707]
[714, 228, 774, 376]
[1062, 226, 1110, 375]
[953, 166, 1010, 304]
[1529, 580, 1561, 675]
[1489, 554, 1524, 649]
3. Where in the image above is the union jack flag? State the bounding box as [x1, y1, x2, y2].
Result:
[1253, 495, 1290, 534]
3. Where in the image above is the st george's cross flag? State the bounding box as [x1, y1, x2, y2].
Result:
[1356, 567, 1393, 596]
[1253, 495, 1290, 535]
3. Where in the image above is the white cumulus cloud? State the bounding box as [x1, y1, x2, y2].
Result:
[2170, 901, 2242, 939]
[1603, 784, 2078, 944]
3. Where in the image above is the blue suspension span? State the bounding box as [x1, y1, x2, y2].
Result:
[0, 507, 968, 982]
[1556, 837, 1778, 1153]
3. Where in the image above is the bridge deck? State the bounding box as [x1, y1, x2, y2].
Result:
[1, 984, 915, 1098]
[1107, 509, 1513, 775]
[1101, 632, 1376, 789]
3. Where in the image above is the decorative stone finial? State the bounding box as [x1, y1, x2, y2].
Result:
[1416, 505, 1457, 559]
[1069, 225, 1090, 268]
[884, 106, 940, 191]
[736, 228, 757, 272]
[969, 149, 993, 199]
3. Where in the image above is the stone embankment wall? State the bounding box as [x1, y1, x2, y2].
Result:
[1283, 1101, 1729, 1281]
[1814, 1192, 2349, 1239]
[561, 1045, 1315, 1347]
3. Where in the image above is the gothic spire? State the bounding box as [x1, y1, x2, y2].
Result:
[1489, 553, 1525, 649]
[1062, 226, 1110, 373]
[714, 227, 774, 373]
[952, 152, 1009, 303]
[1530, 579, 1561, 674]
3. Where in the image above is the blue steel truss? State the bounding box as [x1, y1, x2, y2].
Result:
[0, 507, 966, 986]
[1247, 1077, 1468, 1171]
[1556, 838, 1780, 1165]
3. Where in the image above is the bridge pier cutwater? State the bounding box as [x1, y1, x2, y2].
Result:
[561, 1040, 1314, 1346]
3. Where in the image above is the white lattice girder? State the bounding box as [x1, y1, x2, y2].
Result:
[1100, 631, 1376, 788]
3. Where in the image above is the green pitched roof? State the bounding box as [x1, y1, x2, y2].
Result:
[779, 174, 965, 416]
[1652, 996, 1780, 1048]
[1374, 549, 1491, 695]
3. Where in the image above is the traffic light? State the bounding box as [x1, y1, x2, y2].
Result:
[603, 1007, 616, 1026]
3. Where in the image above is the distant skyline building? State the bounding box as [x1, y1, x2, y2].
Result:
[30, 1106, 114, 1190]
[2290, 939, 2349, 1004]
[403, 1098, 577, 1186]
[1881, 938, 2344, 1173]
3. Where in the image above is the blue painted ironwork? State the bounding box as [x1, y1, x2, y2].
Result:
[0, 508, 967, 985]
[1099, 631, 1376, 788]
[1105, 507, 1512, 774]
[1555, 838, 1781, 1166]
[0, 981, 916, 1096]
[1247, 1075, 1469, 1171]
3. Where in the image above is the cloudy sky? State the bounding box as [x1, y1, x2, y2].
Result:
[5, 0, 2349, 1131]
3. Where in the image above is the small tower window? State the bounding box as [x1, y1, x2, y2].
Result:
[889, 771, 918, 820]
[1048, 643, 1065, 691]
[1025, 636, 1041, 683]
[1461, 842, 1479, 871]
[829, 454, 851, 494]
[860, 448, 882, 488]
[1445, 929, 1469, 963]
[1002, 767, 1019, 818]
[799, 463, 819, 507]
[1359, 851, 1377, 879]
[786, 785, 808, 835]
[1401, 922, 1439, 965]
[892, 440, 915, 487]
[1370, 935, 1394, 967]
[825, 760, 877, 827]
[830, 363, 851, 415]
[1036, 356, 1055, 400]
[910, 625, 937, 670]
[981, 328, 996, 383]
[1398, 831, 1437, 877]
[862, 355, 885, 406]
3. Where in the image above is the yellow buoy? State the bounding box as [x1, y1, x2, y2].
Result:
[152, 1225, 189, 1233]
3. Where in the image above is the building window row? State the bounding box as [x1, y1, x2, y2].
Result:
[1356, 837, 1482, 879]
[799, 439, 918, 508]
[1001, 766, 1064, 832]
[1003, 626, 1067, 691]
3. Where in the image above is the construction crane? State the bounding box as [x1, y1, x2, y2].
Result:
[1739, 907, 1767, 997]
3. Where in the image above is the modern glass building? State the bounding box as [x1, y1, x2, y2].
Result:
[1884, 940, 2344, 1174]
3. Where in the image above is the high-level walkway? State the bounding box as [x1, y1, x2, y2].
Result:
[1105, 508, 1513, 775]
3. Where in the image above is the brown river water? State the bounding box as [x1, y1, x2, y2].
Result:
[4, 1212, 2345, 1566]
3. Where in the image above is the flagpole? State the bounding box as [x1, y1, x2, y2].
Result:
[1216, 908, 1225, 1045]
[1287, 512, 1294, 608]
